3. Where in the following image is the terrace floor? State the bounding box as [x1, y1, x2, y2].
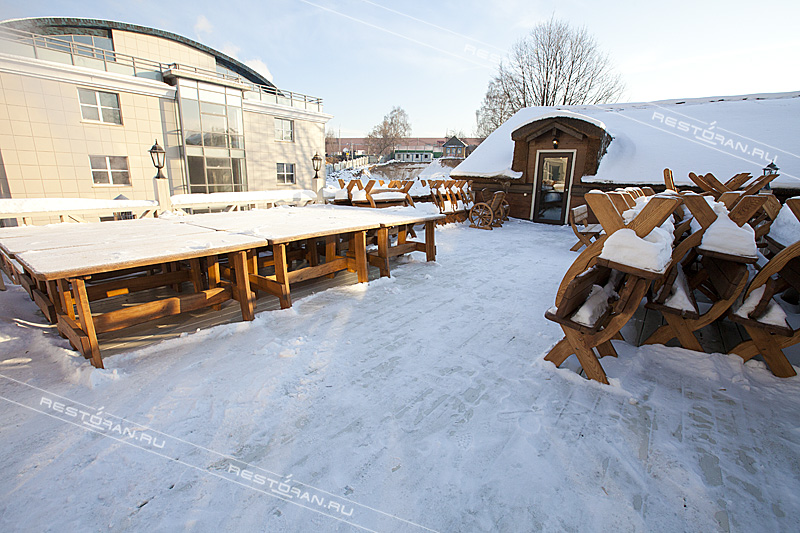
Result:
[0, 219, 798, 532]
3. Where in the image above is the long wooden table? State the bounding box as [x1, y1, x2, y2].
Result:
[1, 206, 444, 368]
[173, 205, 443, 308]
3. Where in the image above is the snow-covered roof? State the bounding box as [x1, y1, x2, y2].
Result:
[452, 91, 800, 188]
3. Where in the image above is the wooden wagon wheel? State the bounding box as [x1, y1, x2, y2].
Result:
[469, 203, 493, 229]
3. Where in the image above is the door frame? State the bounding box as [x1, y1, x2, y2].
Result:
[529, 149, 577, 224]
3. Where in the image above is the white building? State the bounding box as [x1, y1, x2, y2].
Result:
[0, 17, 331, 206]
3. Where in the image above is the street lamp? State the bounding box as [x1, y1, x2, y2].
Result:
[149, 139, 166, 179]
[312, 152, 322, 181]
[763, 161, 779, 176]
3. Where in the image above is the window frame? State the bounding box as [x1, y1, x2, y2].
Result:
[89, 155, 131, 186]
[276, 162, 296, 185]
[274, 118, 294, 142]
[78, 88, 123, 125]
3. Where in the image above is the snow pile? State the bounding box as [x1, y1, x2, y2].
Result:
[171, 190, 315, 206]
[571, 274, 620, 327]
[662, 265, 696, 312]
[417, 159, 453, 181]
[734, 285, 789, 327]
[599, 227, 673, 273]
[0, 197, 156, 214]
[452, 91, 800, 187]
[351, 190, 407, 202]
[768, 198, 800, 246]
[701, 212, 757, 258]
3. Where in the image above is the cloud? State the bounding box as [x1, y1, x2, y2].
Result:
[244, 59, 274, 83]
[194, 15, 213, 36]
[220, 43, 241, 59]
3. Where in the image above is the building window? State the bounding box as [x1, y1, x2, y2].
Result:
[78, 88, 122, 124]
[51, 33, 115, 60]
[90, 156, 130, 185]
[275, 118, 294, 142]
[277, 163, 295, 184]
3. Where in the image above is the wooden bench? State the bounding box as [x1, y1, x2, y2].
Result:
[569, 205, 603, 251]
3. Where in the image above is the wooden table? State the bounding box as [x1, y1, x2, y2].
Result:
[11, 223, 264, 368]
[173, 206, 444, 308]
[2, 205, 444, 367]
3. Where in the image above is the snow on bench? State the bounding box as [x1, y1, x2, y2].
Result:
[0, 197, 157, 221]
[767, 197, 800, 247]
[598, 225, 673, 275]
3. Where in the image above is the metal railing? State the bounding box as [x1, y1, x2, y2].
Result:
[0, 26, 323, 111]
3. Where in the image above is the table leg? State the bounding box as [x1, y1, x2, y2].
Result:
[325, 235, 337, 279]
[207, 255, 222, 311]
[376, 227, 390, 278]
[71, 278, 103, 369]
[189, 258, 204, 293]
[425, 220, 436, 262]
[354, 230, 368, 283]
[229, 251, 255, 321]
[58, 279, 75, 320]
[272, 244, 292, 309]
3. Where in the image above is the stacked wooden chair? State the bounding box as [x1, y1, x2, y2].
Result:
[335, 179, 415, 208]
[727, 198, 800, 377]
[544, 191, 681, 383]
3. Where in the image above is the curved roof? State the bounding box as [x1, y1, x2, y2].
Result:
[0, 17, 275, 88]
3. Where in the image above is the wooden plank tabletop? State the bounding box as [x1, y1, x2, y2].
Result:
[16, 229, 266, 280]
[0, 218, 210, 257]
[172, 205, 443, 244]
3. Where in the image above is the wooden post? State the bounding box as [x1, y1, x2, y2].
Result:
[425, 220, 436, 262]
[230, 251, 255, 321]
[325, 235, 337, 279]
[207, 256, 222, 311]
[354, 230, 368, 283]
[188, 258, 204, 293]
[376, 227, 390, 278]
[71, 278, 103, 369]
[272, 244, 292, 309]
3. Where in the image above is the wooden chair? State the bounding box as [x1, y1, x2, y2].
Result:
[663, 168, 677, 191]
[728, 198, 800, 377]
[642, 193, 766, 351]
[469, 191, 506, 230]
[351, 180, 411, 208]
[568, 205, 603, 251]
[544, 192, 681, 383]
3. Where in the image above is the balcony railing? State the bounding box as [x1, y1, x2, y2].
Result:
[0, 25, 323, 112]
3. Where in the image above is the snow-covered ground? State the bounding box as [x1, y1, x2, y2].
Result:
[1, 220, 798, 532]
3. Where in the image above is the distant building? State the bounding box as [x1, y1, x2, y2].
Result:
[451, 91, 800, 224]
[442, 136, 467, 159]
[393, 145, 441, 162]
[0, 17, 331, 204]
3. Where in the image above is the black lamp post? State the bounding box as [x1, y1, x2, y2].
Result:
[149, 139, 166, 179]
[763, 161, 779, 176]
[312, 152, 322, 181]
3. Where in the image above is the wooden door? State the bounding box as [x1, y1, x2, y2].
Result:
[533, 152, 573, 224]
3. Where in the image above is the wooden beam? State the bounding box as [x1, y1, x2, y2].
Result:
[353, 230, 369, 283]
[230, 251, 255, 321]
[272, 243, 292, 309]
[424, 220, 436, 262]
[93, 286, 232, 334]
[71, 278, 102, 368]
[85, 270, 191, 301]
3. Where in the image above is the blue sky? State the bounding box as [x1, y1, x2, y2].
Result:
[2, 0, 799, 137]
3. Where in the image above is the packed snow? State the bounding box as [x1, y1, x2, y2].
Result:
[452, 91, 800, 187]
[0, 197, 157, 215]
[767, 198, 800, 247]
[734, 285, 790, 327]
[599, 227, 674, 273]
[1, 220, 799, 532]
[662, 265, 697, 313]
[700, 212, 758, 259]
[171, 190, 316, 206]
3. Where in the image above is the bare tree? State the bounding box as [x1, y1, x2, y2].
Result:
[476, 18, 624, 137]
[444, 128, 467, 140]
[366, 106, 412, 158]
[324, 129, 339, 156]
